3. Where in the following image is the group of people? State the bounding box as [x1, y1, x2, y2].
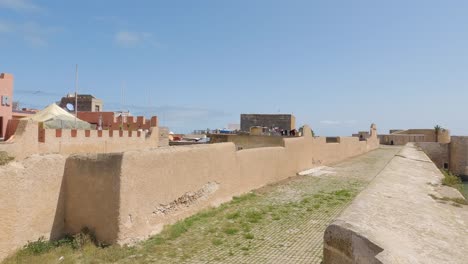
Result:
[280, 129, 297, 136]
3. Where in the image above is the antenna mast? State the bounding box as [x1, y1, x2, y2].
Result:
[74, 64, 78, 128]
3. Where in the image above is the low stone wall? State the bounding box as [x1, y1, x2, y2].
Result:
[324, 144, 468, 263]
[0, 124, 379, 260]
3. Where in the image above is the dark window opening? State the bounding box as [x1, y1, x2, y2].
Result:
[444, 163, 449, 169]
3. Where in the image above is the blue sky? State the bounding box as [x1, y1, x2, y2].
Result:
[1, 0, 467, 135]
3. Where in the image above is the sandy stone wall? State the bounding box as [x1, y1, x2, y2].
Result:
[415, 142, 449, 169]
[449, 136, 468, 176]
[0, 124, 379, 260]
[62, 124, 379, 246]
[0, 120, 160, 160]
[209, 134, 286, 149]
[0, 154, 66, 260]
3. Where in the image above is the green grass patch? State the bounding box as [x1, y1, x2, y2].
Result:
[441, 169, 463, 191]
[211, 238, 223, 246]
[243, 233, 254, 240]
[222, 225, 239, 235]
[226, 211, 240, 219]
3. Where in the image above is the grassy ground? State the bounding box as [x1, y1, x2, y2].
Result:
[4, 187, 359, 264]
[3, 146, 401, 264]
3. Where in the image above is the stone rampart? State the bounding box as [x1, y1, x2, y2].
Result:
[0, 120, 161, 159]
[324, 144, 468, 263]
[0, 124, 379, 260]
[449, 136, 468, 176]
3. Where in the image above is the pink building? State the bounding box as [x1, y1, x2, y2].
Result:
[0, 73, 13, 139]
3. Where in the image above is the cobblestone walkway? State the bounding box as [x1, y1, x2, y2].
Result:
[141, 146, 401, 264]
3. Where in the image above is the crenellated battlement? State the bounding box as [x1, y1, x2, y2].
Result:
[77, 112, 157, 131]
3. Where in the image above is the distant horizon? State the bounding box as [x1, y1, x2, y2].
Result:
[1, 0, 467, 136]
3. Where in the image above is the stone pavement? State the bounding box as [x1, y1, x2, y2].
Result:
[139, 146, 401, 264]
[324, 144, 468, 263]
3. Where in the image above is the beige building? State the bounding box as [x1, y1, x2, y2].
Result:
[379, 128, 450, 145]
[59, 94, 103, 112]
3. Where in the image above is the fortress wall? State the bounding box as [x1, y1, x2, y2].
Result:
[63, 125, 379, 245]
[0, 124, 379, 259]
[415, 142, 449, 169]
[0, 155, 66, 260]
[209, 134, 286, 149]
[449, 136, 468, 176]
[63, 154, 122, 243]
[0, 120, 160, 160]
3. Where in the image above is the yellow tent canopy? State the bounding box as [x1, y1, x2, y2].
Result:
[24, 103, 92, 129]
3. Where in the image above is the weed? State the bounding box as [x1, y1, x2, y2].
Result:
[23, 237, 53, 255]
[211, 238, 223, 246]
[222, 226, 239, 235]
[232, 193, 256, 204]
[226, 211, 240, 220]
[245, 210, 263, 223]
[243, 233, 254, 240]
[441, 170, 462, 190]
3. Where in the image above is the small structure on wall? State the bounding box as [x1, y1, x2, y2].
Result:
[379, 128, 450, 145]
[59, 94, 103, 112]
[240, 114, 296, 133]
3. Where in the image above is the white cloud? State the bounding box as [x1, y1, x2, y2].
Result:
[0, 20, 61, 47]
[0, 0, 41, 11]
[114, 31, 153, 47]
[320, 120, 341, 125]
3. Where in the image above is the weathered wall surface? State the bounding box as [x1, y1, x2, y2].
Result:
[0, 120, 160, 160]
[0, 155, 66, 260]
[380, 129, 451, 145]
[379, 134, 426, 145]
[0, 124, 379, 260]
[324, 144, 468, 264]
[449, 136, 468, 176]
[209, 134, 286, 149]
[415, 142, 449, 169]
[64, 124, 379, 246]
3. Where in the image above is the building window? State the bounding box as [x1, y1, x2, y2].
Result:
[95, 105, 100, 112]
[444, 163, 449, 169]
[1, 96, 10, 106]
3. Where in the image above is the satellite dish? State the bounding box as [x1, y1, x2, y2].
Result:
[66, 103, 74, 111]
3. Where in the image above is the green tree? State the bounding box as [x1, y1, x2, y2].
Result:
[434, 125, 442, 142]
